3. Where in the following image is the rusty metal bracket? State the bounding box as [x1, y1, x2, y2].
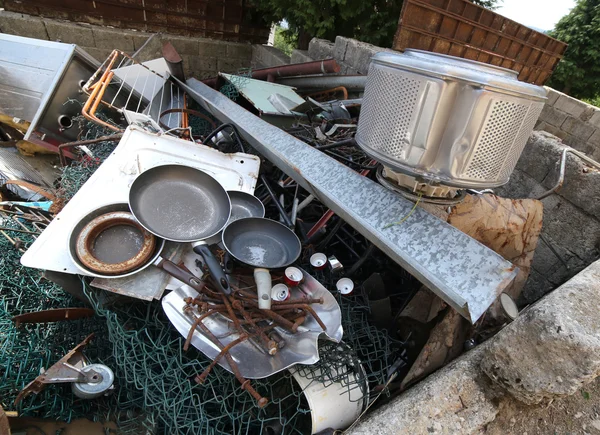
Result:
[14, 333, 99, 405]
[12, 308, 95, 326]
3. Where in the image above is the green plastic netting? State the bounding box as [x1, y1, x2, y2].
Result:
[0, 94, 399, 434]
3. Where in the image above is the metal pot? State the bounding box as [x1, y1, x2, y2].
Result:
[356, 49, 547, 189]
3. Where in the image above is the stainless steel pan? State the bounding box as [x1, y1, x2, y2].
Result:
[129, 164, 232, 294]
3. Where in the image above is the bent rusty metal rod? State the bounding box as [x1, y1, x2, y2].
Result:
[195, 324, 276, 384]
[191, 314, 269, 408]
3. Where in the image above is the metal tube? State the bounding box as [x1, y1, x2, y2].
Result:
[275, 74, 367, 92]
[535, 148, 600, 200]
[202, 59, 341, 87]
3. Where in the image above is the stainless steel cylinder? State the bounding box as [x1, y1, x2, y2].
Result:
[356, 50, 547, 188]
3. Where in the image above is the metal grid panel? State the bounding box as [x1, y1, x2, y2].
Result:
[356, 64, 422, 158]
[465, 100, 528, 182]
[498, 103, 543, 181]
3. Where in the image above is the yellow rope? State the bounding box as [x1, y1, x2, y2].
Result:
[383, 193, 423, 229]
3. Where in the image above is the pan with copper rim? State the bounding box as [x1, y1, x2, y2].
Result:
[68, 203, 208, 292]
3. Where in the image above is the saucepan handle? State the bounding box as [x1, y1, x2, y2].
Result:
[156, 257, 206, 292]
[253, 268, 272, 310]
[193, 242, 231, 295]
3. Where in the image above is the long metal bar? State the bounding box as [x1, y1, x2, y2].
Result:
[275, 75, 367, 92]
[178, 77, 518, 323]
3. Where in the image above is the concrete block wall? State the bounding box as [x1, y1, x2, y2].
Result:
[251, 44, 290, 69]
[0, 10, 253, 79]
[496, 131, 600, 304]
[303, 36, 393, 74]
[536, 88, 600, 161]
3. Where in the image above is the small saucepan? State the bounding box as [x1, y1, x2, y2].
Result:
[222, 217, 301, 309]
[128, 164, 232, 294]
[68, 203, 208, 292]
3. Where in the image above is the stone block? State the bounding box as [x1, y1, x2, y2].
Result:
[0, 10, 48, 40]
[340, 63, 360, 75]
[82, 47, 115, 63]
[494, 169, 546, 199]
[198, 39, 228, 58]
[187, 56, 217, 74]
[481, 259, 600, 405]
[348, 346, 499, 435]
[544, 87, 561, 106]
[227, 43, 252, 61]
[540, 196, 600, 263]
[92, 27, 134, 52]
[162, 35, 199, 55]
[251, 44, 289, 67]
[290, 49, 313, 64]
[308, 37, 334, 60]
[344, 39, 382, 74]
[588, 108, 600, 126]
[539, 104, 567, 127]
[129, 31, 153, 51]
[554, 94, 589, 118]
[550, 149, 600, 218]
[513, 132, 563, 183]
[217, 57, 246, 73]
[519, 268, 557, 305]
[130, 35, 162, 63]
[560, 116, 595, 141]
[44, 20, 94, 46]
[334, 35, 350, 62]
[580, 105, 596, 122]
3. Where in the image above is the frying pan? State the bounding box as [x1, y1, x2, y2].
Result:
[207, 190, 265, 245]
[129, 164, 232, 294]
[222, 217, 302, 309]
[68, 204, 208, 292]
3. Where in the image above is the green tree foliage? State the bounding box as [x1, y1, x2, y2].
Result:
[548, 0, 600, 98]
[273, 25, 298, 55]
[250, 0, 499, 50]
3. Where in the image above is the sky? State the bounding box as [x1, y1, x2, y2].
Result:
[496, 0, 576, 32]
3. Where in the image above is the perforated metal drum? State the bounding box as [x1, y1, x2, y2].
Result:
[356, 50, 547, 189]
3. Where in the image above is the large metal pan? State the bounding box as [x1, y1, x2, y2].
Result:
[222, 217, 301, 309]
[129, 164, 232, 294]
[68, 204, 208, 292]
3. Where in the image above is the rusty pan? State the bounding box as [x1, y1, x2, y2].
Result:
[68, 203, 208, 292]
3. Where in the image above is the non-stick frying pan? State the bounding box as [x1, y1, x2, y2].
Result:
[207, 190, 265, 246]
[129, 164, 232, 294]
[222, 217, 301, 308]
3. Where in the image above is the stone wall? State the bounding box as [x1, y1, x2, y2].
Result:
[306, 36, 393, 74]
[251, 44, 290, 69]
[0, 10, 253, 79]
[536, 88, 600, 161]
[349, 259, 600, 435]
[496, 131, 600, 304]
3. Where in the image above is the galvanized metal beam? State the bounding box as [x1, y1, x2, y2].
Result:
[178, 77, 518, 323]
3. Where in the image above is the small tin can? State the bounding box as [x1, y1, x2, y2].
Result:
[271, 283, 291, 301]
[310, 253, 328, 270]
[284, 266, 303, 286]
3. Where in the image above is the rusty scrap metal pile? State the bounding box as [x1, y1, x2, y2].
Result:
[0, 33, 540, 434]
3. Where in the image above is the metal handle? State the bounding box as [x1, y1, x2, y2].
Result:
[156, 257, 206, 292]
[193, 242, 230, 295]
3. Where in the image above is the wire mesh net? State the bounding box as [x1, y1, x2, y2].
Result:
[0, 99, 404, 434]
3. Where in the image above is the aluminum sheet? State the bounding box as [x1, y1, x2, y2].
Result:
[21, 127, 261, 291]
[162, 267, 343, 379]
[178, 77, 518, 323]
